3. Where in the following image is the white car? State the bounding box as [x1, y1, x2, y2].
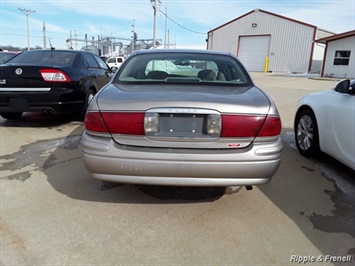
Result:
[294, 79, 355, 170]
[106, 56, 124, 69]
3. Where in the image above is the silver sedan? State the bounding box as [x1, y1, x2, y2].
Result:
[81, 49, 283, 187]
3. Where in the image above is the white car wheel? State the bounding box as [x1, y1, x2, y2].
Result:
[295, 109, 320, 157]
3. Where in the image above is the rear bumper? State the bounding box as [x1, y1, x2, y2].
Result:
[81, 132, 283, 186]
[0, 88, 84, 113]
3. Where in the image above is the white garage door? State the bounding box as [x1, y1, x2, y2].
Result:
[238, 36, 271, 72]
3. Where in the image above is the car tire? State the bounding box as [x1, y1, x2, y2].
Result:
[78, 89, 95, 120]
[295, 108, 320, 157]
[0, 112, 23, 120]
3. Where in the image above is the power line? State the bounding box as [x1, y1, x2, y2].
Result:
[158, 8, 206, 35]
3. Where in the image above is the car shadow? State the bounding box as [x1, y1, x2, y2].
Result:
[41, 126, 226, 203]
[259, 128, 355, 257]
[0, 112, 82, 128]
[1, 117, 226, 203]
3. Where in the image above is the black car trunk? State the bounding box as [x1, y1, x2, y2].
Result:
[0, 65, 67, 88]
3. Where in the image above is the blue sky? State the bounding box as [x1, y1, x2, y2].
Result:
[0, 0, 354, 50]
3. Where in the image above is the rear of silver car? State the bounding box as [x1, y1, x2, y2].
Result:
[81, 50, 282, 186]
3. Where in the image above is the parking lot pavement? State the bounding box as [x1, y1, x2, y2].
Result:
[1, 73, 354, 265]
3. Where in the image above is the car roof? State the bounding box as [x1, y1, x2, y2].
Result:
[21, 49, 92, 55]
[132, 49, 232, 57]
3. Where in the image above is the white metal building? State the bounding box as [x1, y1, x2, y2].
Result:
[316, 30, 355, 79]
[207, 9, 334, 73]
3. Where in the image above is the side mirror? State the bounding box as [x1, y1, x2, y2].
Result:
[334, 79, 351, 94]
[111, 67, 118, 73]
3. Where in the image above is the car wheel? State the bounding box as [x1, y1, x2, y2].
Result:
[295, 108, 320, 157]
[0, 112, 23, 120]
[78, 89, 95, 120]
[86, 89, 95, 106]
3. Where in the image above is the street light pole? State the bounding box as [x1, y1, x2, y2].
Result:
[18, 8, 36, 51]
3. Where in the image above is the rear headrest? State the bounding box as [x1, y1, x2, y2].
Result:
[146, 70, 168, 79]
[198, 69, 216, 81]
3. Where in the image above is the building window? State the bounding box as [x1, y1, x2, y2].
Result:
[333, 50, 351, 65]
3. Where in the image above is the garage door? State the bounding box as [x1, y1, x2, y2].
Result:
[238, 36, 271, 72]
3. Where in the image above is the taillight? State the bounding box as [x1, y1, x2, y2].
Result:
[40, 69, 71, 82]
[101, 112, 145, 135]
[257, 116, 282, 137]
[85, 111, 281, 138]
[144, 113, 160, 134]
[207, 114, 221, 136]
[221, 115, 265, 137]
[84, 112, 108, 133]
[220, 115, 281, 137]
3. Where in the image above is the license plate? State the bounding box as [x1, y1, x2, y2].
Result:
[159, 113, 205, 135]
[8, 98, 28, 108]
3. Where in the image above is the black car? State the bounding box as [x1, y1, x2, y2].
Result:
[0, 51, 18, 64]
[0, 49, 113, 119]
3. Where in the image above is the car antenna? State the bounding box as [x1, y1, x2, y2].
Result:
[49, 39, 55, 51]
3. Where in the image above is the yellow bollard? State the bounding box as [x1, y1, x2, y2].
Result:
[264, 57, 269, 72]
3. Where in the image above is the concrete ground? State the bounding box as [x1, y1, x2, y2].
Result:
[0, 72, 354, 265]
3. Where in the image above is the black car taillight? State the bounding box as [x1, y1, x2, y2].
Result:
[40, 69, 71, 82]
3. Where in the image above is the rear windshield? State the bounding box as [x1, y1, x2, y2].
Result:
[7, 50, 77, 66]
[114, 52, 252, 86]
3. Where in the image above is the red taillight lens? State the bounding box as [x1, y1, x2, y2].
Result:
[221, 115, 281, 137]
[257, 116, 282, 137]
[221, 115, 265, 137]
[40, 69, 71, 82]
[101, 112, 145, 135]
[84, 112, 109, 133]
[85, 112, 282, 138]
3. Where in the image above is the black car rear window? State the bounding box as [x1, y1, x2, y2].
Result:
[7, 50, 76, 66]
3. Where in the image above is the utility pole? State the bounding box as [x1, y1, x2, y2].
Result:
[74, 30, 78, 50]
[164, 6, 167, 49]
[131, 19, 136, 53]
[43, 22, 47, 49]
[111, 27, 114, 56]
[18, 8, 36, 51]
[151, 0, 157, 49]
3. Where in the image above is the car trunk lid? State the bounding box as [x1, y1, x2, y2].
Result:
[91, 84, 279, 149]
[0, 64, 71, 89]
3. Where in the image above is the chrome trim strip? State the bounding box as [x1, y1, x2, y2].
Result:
[0, 87, 51, 92]
[146, 107, 220, 114]
[111, 133, 253, 148]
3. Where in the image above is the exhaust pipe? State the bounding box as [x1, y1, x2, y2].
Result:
[225, 185, 253, 194]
